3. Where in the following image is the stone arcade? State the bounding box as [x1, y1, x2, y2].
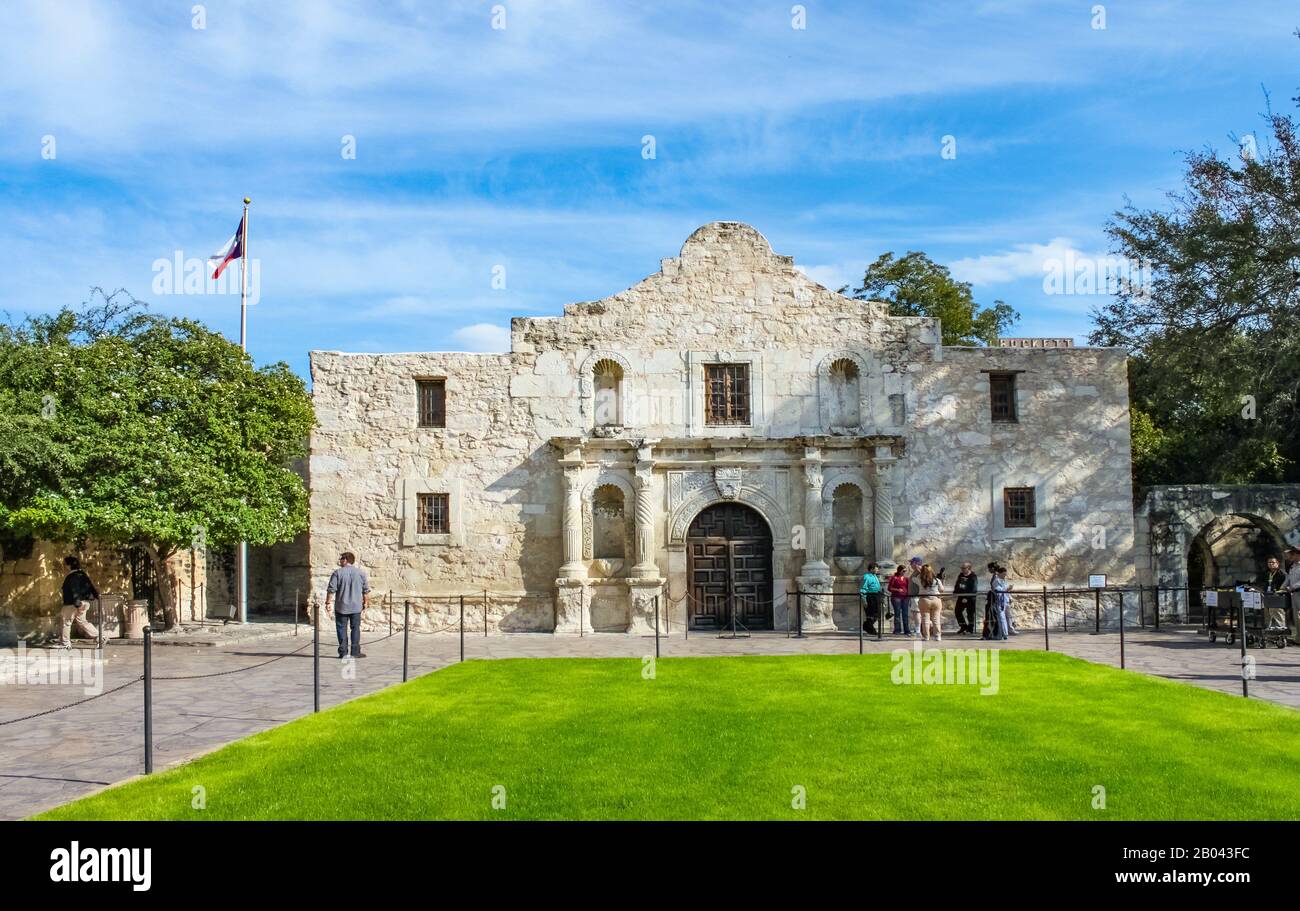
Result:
[308, 223, 1137, 632]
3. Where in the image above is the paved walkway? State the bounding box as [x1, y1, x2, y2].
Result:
[1, 624, 1296, 820]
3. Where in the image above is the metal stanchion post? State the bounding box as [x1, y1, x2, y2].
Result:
[795, 590, 803, 639]
[1118, 591, 1126, 669]
[1094, 589, 1101, 634]
[312, 597, 320, 713]
[484, 588, 489, 637]
[877, 593, 883, 642]
[143, 626, 153, 774]
[97, 597, 104, 651]
[1042, 585, 1049, 652]
[654, 595, 660, 659]
[858, 596, 864, 655]
[403, 599, 410, 682]
[1061, 586, 1067, 631]
[1154, 586, 1160, 629]
[294, 588, 299, 637]
[1239, 598, 1249, 698]
[389, 592, 393, 637]
[459, 594, 465, 663]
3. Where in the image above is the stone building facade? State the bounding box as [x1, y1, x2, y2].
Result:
[308, 223, 1137, 632]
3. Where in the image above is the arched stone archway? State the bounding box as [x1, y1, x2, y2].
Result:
[1185, 513, 1286, 620]
[684, 502, 774, 630]
[666, 484, 792, 548]
[1139, 485, 1300, 620]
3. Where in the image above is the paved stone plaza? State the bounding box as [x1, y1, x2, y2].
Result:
[1, 626, 1296, 820]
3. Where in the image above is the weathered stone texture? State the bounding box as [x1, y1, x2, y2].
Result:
[309, 222, 1137, 632]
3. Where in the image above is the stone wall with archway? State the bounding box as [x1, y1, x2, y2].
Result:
[1137, 485, 1300, 619]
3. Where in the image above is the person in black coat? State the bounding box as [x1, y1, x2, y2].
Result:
[58, 556, 101, 648]
[953, 562, 978, 634]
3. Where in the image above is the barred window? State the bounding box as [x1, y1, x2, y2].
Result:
[704, 364, 750, 425]
[417, 492, 450, 535]
[416, 379, 446, 428]
[989, 373, 1018, 423]
[1003, 487, 1036, 528]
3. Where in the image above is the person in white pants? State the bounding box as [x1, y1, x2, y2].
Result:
[917, 564, 945, 641]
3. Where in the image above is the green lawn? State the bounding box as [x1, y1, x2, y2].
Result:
[36, 652, 1300, 820]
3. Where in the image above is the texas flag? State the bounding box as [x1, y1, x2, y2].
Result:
[208, 215, 245, 279]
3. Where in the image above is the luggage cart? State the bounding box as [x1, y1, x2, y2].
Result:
[1205, 590, 1237, 643]
[1254, 592, 1289, 649]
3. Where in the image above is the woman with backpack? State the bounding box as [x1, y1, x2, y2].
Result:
[916, 563, 945, 641]
[887, 564, 912, 636]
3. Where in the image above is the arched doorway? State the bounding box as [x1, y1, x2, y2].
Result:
[686, 502, 773, 630]
[1186, 513, 1285, 621]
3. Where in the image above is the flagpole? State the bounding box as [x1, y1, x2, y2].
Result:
[237, 197, 250, 625]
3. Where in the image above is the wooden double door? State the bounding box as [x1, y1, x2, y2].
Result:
[686, 503, 774, 630]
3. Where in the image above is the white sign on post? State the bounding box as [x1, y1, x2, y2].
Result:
[1203, 590, 1218, 607]
[1088, 574, 1107, 589]
[1241, 590, 1262, 610]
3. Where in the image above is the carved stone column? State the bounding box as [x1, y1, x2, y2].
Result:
[873, 447, 896, 566]
[800, 449, 830, 579]
[559, 464, 587, 580]
[627, 443, 663, 633]
[797, 446, 834, 632]
[631, 458, 658, 579]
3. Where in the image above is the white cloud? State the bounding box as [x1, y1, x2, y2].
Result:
[449, 323, 511, 353]
[949, 237, 1092, 286]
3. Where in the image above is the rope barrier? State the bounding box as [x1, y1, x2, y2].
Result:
[152, 639, 318, 681]
[0, 675, 144, 727]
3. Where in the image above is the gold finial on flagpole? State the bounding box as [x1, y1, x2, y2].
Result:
[244, 197, 251, 205]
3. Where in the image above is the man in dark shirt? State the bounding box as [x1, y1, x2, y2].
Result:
[953, 562, 978, 634]
[58, 556, 100, 648]
[1258, 554, 1290, 634]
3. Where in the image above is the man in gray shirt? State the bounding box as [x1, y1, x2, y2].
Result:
[325, 552, 370, 658]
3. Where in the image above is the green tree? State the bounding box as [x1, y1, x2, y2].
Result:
[1091, 79, 1300, 485]
[0, 290, 315, 623]
[842, 251, 1018, 345]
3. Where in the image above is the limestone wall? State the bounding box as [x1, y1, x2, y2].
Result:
[308, 222, 1137, 632]
[309, 350, 560, 630]
[902, 345, 1136, 586]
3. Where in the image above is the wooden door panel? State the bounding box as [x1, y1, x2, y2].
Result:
[686, 503, 774, 630]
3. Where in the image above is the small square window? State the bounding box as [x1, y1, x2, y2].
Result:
[1003, 487, 1036, 528]
[416, 379, 446, 428]
[989, 373, 1018, 423]
[704, 364, 750, 425]
[417, 492, 450, 534]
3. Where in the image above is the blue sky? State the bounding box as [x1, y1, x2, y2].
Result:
[2, 1, 1296, 377]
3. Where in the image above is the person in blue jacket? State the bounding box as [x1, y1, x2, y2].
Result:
[859, 562, 883, 635]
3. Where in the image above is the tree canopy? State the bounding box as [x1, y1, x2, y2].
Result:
[1091, 87, 1300, 485]
[842, 250, 1019, 346]
[0, 290, 314, 617]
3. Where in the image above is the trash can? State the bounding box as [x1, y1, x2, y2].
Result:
[121, 599, 149, 639]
